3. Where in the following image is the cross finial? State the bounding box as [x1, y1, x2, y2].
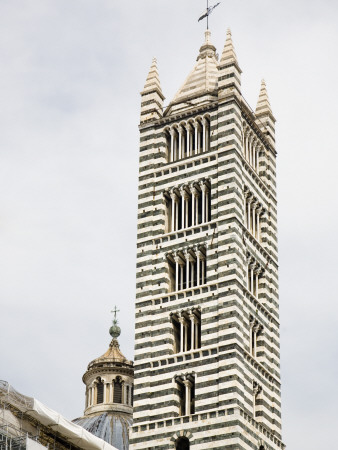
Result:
[109, 306, 121, 339]
[111, 306, 120, 322]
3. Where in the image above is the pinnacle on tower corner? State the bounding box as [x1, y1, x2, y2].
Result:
[140, 57, 164, 123]
[255, 79, 276, 149]
[218, 28, 242, 97]
[219, 28, 239, 65]
[256, 79, 274, 119]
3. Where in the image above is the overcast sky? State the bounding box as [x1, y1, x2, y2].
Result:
[0, 1, 337, 449]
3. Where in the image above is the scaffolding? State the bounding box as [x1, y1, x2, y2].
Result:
[0, 381, 116, 450]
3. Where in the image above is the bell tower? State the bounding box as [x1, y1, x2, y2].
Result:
[131, 29, 284, 450]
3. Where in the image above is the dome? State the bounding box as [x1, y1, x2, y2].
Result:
[73, 412, 132, 450]
[73, 310, 134, 450]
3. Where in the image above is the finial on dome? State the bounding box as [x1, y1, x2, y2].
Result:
[109, 306, 121, 339]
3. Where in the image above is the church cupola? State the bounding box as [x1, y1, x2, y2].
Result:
[73, 309, 133, 450]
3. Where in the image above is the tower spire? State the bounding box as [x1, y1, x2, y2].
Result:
[220, 28, 238, 65]
[140, 58, 165, 123]
[256, 79, 273, 118]
[218, 28, 242, 98]
[255, 79, 276, 149]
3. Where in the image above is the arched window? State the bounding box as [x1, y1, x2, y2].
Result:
[96, 379, 104, 404]
[176, 437, 189, 450]
[113, 378, 122, 403]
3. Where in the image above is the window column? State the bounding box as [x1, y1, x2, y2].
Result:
[186, 123, 191, 157]
[189, 312, 195, 350]
[248, 133, 253, 165]
[170, 190, 178, 232]
[201, 252, 206, 285]
[170, 128, 175, 162]
[257, 207, 263, 241]
[178, 315, 185, 353]
[190, 184, 197, 227]
[252, 137, 257, 169]
[174, 253, 183, 291]
[180, 186, 186, 229]
[182, 189, 190, 229]
[196, 249, 201, 286]
[254, 265, 261, 297]
[195, 121, 201, 153]
[183, 379, 192, 415]
[252, 324, 258, 357]
[178, 125, 183, 160]
[88, 387, 92, 406]
[244, 190, 249, 227]
[249, 317, 255, 355]
[252, 201, 258, 237]
[184, 250, 190, 289]
[109, 382, 113, 403]
[206, 184, 210, 221]
[247, 195, 253, 232]
[194, 318, 199, 349]
[202, 117, 208, 152]
[245, 129, 250, 160]
[200, 181, 206, 223]
[104, 382, 109, 403]
[250, 262, 255, 294]
[246, 255, 252, 290]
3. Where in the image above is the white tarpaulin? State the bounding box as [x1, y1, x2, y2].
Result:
[0, 381, 118, 450]
[26, 437, 47, 450]
[29, 400, 117, 450]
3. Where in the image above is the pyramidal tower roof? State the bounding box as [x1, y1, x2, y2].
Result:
[169, 30, 218, 109]
[255, 79, 273, 117]
[220, 28, 238, 65]
[141, 57, 163, 96]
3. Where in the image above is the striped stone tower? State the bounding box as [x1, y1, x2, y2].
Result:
[130, 29, 285, 450]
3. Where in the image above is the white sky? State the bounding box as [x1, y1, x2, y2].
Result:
[0, 1, 337, 449]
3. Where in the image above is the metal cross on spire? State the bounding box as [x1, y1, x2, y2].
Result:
[111, 306, 120, 322]
[198, 1, 221, 30]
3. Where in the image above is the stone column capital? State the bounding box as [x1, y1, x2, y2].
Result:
[199, 180, 208, 192]
[254, 265, 262, 275]
[184, 250, 194, 262]
[190, 184, 200, 197]
[180, 187, 190, 200]
[183, 379, 192, 388]
[174, 252, 184, 265]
